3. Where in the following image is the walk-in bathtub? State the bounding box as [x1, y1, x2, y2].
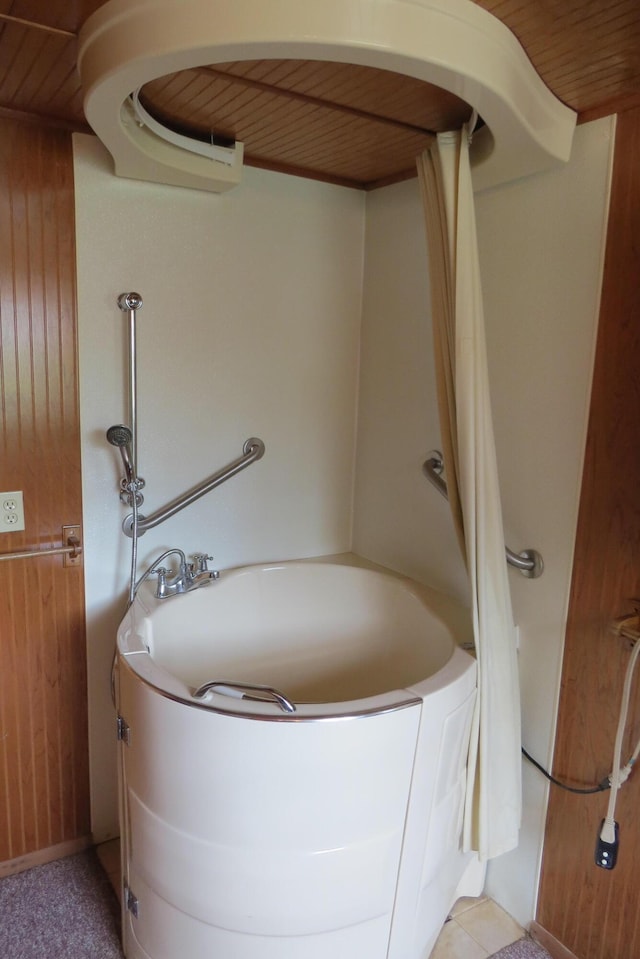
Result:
[115, 556, 483, 959]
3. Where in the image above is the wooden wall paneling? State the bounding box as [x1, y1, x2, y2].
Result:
[0, 116, 90, 865]
[209, 59, 472, 131]
[0, 22, 79, 121]
[474, 0, 640, 116]
[536, 107, 640, 959]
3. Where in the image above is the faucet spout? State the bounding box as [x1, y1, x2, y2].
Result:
[186, 553, 220, 590]
[189, 568, 220, 589]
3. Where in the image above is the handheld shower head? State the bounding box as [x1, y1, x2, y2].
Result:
[106, 424, 132, 448]
[106, 424, 135, 484]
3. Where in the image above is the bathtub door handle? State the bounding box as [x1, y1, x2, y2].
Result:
[193, 680, 297, 714]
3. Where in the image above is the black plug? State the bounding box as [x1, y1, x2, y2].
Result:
[595, 819, 619, 870]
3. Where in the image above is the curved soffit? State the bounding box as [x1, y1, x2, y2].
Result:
[77, 0, 577, 194]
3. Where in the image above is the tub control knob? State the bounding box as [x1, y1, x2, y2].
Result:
[193, 553, 213, 572]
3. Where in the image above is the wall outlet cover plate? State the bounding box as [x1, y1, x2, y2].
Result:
[1, 491, 25, 532]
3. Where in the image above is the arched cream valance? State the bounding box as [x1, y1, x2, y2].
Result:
[78, 0, 576, 194]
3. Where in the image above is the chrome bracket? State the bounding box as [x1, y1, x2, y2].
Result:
[62, 526, 82, 568]
[612, 603, 640, 648]
[514, 548, 545, 579]
[116, 715, 131, 746]
[124, 883, 139, 918]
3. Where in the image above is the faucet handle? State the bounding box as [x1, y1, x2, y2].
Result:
[192, 553, 213, 572]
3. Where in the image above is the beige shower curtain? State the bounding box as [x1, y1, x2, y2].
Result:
[417, 127, 521, 860]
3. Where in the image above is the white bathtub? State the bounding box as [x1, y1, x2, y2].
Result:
[115, 557, 483, 959]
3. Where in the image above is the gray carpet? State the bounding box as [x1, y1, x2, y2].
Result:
[1, 849, 553, 959]
[0, 850, 124, 959]
[491, 938, 552, 958]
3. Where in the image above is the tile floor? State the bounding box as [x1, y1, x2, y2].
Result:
[97, 841, 525, 959]
[432, 896, 525, 958]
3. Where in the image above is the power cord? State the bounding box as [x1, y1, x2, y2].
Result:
[521, 747, 610, 795]
[595, 637, 640, 870]
[523, 634, 640, 872]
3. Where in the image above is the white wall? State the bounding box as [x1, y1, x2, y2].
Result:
[354, 117, 614, 925]
[352, 173, 467, 601]
[474, 118, 614, 923]
[73, 134, 365, 840]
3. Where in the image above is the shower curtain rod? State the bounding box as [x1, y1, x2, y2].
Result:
[422, 450, 543, 578]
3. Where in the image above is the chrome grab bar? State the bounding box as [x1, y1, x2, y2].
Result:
[117, 291, 143, 477]
[193, 680, 297, 714]
[123, 437, 265, 537]
[0, 526, 82, 566]
[422, 451, 544, 579]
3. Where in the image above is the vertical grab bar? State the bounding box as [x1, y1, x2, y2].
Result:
[117, 292, 143, 475]
[422, 450, 544, 578]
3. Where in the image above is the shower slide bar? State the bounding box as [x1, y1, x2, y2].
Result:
[123, 437, 265, 537]
[422, 450, 544, 578]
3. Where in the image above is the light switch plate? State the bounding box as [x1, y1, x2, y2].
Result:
[1, 491, 25, 532]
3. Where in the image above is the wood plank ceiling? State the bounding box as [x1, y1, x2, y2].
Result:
[0, 0, 639, 188]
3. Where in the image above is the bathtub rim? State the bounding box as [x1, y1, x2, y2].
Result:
[117, 554, 476, 722]
[116, 652, 425, 722]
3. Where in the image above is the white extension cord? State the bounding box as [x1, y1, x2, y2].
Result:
[595, 637, 640, 869]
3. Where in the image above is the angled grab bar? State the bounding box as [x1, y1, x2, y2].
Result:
[123, 437, 265, 537]
[422, 450, 544, 578]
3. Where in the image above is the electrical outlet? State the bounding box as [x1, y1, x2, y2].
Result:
[1, 491, 25, 532]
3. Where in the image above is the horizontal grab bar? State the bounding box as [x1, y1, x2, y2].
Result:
[193, 680, 296, 714]
[0, 528, 82, 564]
[123, 437, 265, 537]
[422, 451, 543, 579]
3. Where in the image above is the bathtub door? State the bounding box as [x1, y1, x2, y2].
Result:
[117, 662, 422, 959]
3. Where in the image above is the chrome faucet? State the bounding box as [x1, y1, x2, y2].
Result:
[189, 553, 221, 589]
[152, 549, 219, 599]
